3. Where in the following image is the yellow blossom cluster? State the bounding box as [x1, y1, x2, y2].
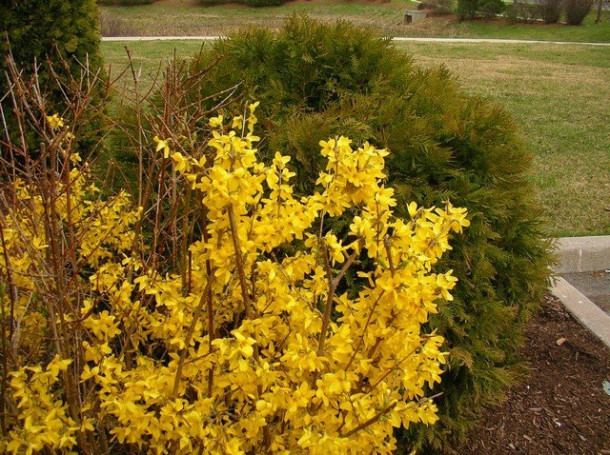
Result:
[0, 107, 469, 454]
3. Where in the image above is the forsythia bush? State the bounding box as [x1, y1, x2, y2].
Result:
[0, 107, 468, 453]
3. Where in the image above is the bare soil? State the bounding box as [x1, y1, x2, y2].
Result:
[458, 294, 610, 455]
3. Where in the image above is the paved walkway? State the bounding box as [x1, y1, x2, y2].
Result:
[393, 37, 610, 46]
[552, 236, 610, 349]
[101, 36, 610, 46]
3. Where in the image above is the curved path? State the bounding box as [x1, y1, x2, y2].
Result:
[101, 36, 610, 46]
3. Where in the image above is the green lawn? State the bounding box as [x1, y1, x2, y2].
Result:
[395, 41, 610, 237]
[99, 0, 419, 37]
[454, 13, 610, 42]
[101, 39, 610, 237]
[98, 0, 610, 42]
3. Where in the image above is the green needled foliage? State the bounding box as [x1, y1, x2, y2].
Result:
[0, 0, 105, 154]
[457, 0, 506, 20]
[183, 16, 553, 452]
[457, 0, 481, 19]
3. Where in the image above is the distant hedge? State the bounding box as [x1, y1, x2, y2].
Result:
[457, 0, 506, 19]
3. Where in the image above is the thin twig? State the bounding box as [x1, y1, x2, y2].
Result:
[227, 204, 252, 317]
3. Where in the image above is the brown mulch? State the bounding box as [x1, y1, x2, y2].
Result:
[459, 294, 610, 455]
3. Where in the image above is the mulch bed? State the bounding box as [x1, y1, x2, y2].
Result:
[459, 294, 610, 455]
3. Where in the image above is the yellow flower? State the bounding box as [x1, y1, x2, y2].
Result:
[209, 115, 224, 129]
[46, 114, 65, 129]
[232, 330, 256, 358]
[153, 136, 171, 158]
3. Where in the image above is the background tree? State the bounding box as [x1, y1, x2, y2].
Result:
[565, 0, 595, 24]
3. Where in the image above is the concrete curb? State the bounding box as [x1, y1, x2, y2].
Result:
[551, 236, 610, 349]
[553, 236, 610, 273]
[551, 277, 610, 349]
[100, 36, 610, 46]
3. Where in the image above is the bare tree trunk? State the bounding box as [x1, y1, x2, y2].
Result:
[596, 0, 603, 22]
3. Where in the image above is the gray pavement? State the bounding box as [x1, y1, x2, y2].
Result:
[552, 236, 610, 349]
[561, 270, 610, 315]
[101, 36, 610, 46]
[552, 277, 610, 348]
[554, 236, 610, 273]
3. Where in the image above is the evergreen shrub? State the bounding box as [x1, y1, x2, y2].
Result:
[541, 0, 563, 23]
[479, 0, 505, 18]
[0, 0, 104, 154]
[184, 16, 553, 452]
[565, 0, 594, 24]
[458, 0, 505, 19]
[457, 0, 480, 19]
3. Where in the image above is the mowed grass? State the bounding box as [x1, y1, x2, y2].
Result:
[396, 42, 610, 237]
[99, 0, 419, 37]
[100, 40, 610, 236]
[453, 12, 610, 42]
[98, 0, 610, 42]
